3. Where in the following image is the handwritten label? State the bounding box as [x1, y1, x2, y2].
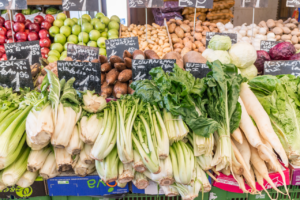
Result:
[260, 40, 280, 52]
[128, 0, 164, 8]
[178, 0, 213, 8]
[5, 41, 41, 66]
[57, 61, 101, 93]
[62, 0, 99, 11]
[0, 0, 27, 10]
[286, 0, 300, 7]
[0, 59, 33, 91]
[264, 60, 300, 76]
[105, 37, 139, 59]
[67, 44, 99, 62]
[206, 32, 237, 48]
[241, 0, 268, 7]
[185, 63, 211, 79]
[132, 59, 176, 81]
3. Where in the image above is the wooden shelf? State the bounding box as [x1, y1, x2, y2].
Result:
[27, 0, 62, 5]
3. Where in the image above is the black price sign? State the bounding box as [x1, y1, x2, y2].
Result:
[67, 44, 99, 62]
[185, 63, 211, 79]
[62, 0, 99, 11]
[264, 60, 300, 76]
[0, 59, 33, 91]
[57, 61, 101, 93]
[128, 0, 164, 8]
[178, 0, 213, 8]
[206, 32, 237, 48]
[132, 59, 176, 81]
[0, 0, 27, 10]
[260, 41, 280, 52]
[5, 41, 41, 66]
[106, 37, 139, 59]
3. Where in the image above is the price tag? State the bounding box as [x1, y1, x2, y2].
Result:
[206, 32, 237, 48]
[0, 59, 33, 91]
[105, 37, 139, 59]
[132, 59, 176, 81]
[286, 0, 300, 7]
[62, 0, 99, 11]
[128, 0, 164, 8]
[67, 44, 99, 62]
[185, 63, 211, 79]
[178, 0, 213, 8]
[4, 41, 41, 66]
[0, 0, 27, 10]
[260, 41, 280, 52]
[57, 61, 101, 93]
[241, 0, 268, 8]
[264, 60, 300, 76]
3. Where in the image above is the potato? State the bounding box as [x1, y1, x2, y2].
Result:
[266, 19, 276, 28]
[272, 27, 283, 35]
[282, 27, 291, 34]
[294, 44, 300, 50]
[195, 25, 203, 32]
[174, 43, 184, 49]
[118, 69, 132, 82]
[174, 48, 182, 54]
[144, 50, 160, 59]
[163, 52, 184, 69]
[285, 23, 297, 29]
[113, 81, 128, 99]
[292, 35, 298, 44]
[101, 63, 112, 72]
[106, 69, 119, 85]
[169, 23, 176, 33]
[185, 33, 191, 37]
[176, 19, 183, 26]
[183, 51, 206, 66]
[101, 82, 113, 98]
[181, 47, 191, 57]
[175, 27, 185, 38]
[183, 20, 190, 25]
[194, 33, 202, 41]
[115, 63, 127, 71]
[194, 41, 203, 48]
[180, 24, 191, 33]
[198, 46, 205, 53]
[281, 34, 292, 40]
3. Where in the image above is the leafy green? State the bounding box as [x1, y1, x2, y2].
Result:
[60, 78, 81, 113]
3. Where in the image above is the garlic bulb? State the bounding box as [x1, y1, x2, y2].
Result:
[224, 22, 233, 30]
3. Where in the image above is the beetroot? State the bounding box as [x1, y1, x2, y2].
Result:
[289, 52, 300, 60]
[254, 50, 271, 75]
[269, 42, 296, 60]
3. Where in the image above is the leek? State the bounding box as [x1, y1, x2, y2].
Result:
[2, 146, 30, 186]
[80, 144, 94, 164]
[16, 170, 38, 188]
[74, 158, 95, 177]
[132, 171, 149, 189]
[118, 161, 134, 183]
[95, 146, 118, 183]
[0, 171, 6, 191]
[66, 124, 83, 155]
[133, 150, 146, 172]
[27, 147, 51, 172]
[82, 90, 107, 113]
[40, 152, 60, 180]
[80, 114, 103, 144]
[54, 148, 77, 172]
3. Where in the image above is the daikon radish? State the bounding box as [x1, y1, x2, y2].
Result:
[221, 168, 231, 176]
[244, 167, 257, 194]
[253, 168, 274, 199]
[240, 83, 288, 167]
[232, 128, 243, 144]
[274, 160, 289, 197]
[233, 134, 251, 170]
[233, 172, 248, 193]
[232, 155, 243, 175]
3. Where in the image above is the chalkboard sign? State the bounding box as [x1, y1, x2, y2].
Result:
[57, 61, 101, 93]
[0, 0, 27, 10]
[260, 40, 280, 52]
[185, 63, 211, 79]
[241, 0, 268, 7]
[286, 0, 300, 7]
[0, 59, 33, 91]
[106, 37, 139, 59]
[132, 59, 176, 81]
[62, 0, 99, 11]
[5, 41, 41, 66]
[206, 32, 237, 48]
[178, 0, 213, 8]
[264, 60, 300, 76]
[67, 44, 99, 62]
[128, 0, 164, 8]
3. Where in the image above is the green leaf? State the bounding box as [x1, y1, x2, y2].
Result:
[60, 78, 80, 113]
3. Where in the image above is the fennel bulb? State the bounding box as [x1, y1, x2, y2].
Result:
[26, 134, 48, 151]
[0, 171, 6, 191]
[118, 161, 134, 183]
[16, 170, 38, 188]
[161, 185, 179, 196]
[133, 150, 146, 172]
[82, 91, 107, 113]
[66, 124, 84, 155]
[80, 144, 94, 164]
[132, 171, 149, 189]
[54, 148, 78, 172]
[95, 147, 118, 183]
[27, 147, 51, 172]
[74, 158, 95, 177]
[80, 114, 103, 144]
[40, 152, 60, 180]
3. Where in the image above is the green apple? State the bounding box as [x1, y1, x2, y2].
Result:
[64, 42, 74, 50]
[67, 35, 78, 44]
[56, 13, 67, 21]
[78, 32, 89, 44]
[77, 18, 88, 25]
[94, 22, 105, 32]
[72, 25, 81, 35]
[108, 35, 119, 39]
[61, 51, 67, 57]
[81, 14, 91, 22]
[108, 29, 118, 36]
[110, 15, 120, 23]
[78, 42, 86, 46]
[49, 26, 60, 37]
[91, 18, 100, 26]
[105, 28, 108, 32]
[48, 55, 59, 63]
[51, 43, 64, 53]
[101, 32, 108, 38]
[97, 37, 106, 48]
[64, 18, 75, 27]
[101, 16, 110, 26]
[89, 30, 101, 41]
[95, 12, 105, 19]
[99, 48, 106, 56]
[81, 23, 93, 33]
[87, 41, 97, 47]
[54, 34, 67, 45]
[48, 50, 61, 58]
[60, 26, 72, 37]
[53, 19, 64, 28]
[108, 21, 119, 31]
[72, 18, 78, 24]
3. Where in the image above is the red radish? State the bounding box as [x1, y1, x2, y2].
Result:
[41, 47, 50, 55]
[6, 38, 14, 43]
[25, 19, 32, 29]
[41, 21, 51, 30]
[44, 14, 55, 24]
[0, 35, 7, 45]
[0, 45, 5, 53]
[0, 17, 5, 27]
[0, 27, 6, 36]
[39, 38, 51, 48]
[28, 32, 39, 41]
[13, 22, 25, 32]
[4, 21, 14, 30]
[16, 32, 27, 41]
[14, 13, 26, 23]
[28, 23, 40, 33]
[34, 15, 44, 24]
[39, 29, 49, 39]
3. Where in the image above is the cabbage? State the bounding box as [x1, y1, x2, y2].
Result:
[269, 42, 296, 60]
[254, 50, 270, 75]
[297, 49, 300, 54]
[290, 52, 300, 60]
[229, 42, 257, 69]
[202, 49, 214, 60]
[239, 65, 257, 80]
[208, 35, 232, 51]
[207, 50, 231, 64]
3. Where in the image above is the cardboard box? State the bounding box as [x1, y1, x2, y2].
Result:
[130, 180, 164, 194]
[289, 163, 300, 185]
[0, 177, 47, 198]
[213, 162, 289, 193]
[47, 174, 129, 196]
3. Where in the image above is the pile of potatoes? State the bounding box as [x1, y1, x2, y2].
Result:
[167, 19, 219, 56]
[120, 23, 172, 58]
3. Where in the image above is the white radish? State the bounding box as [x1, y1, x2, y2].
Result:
[233, 133, 251, 170]
[253, 168, 274, 199]
[232, 155, 243, 175]
[232, 128, 243, 144]
[244, 167, 257, 194]
[240, 83, 288, 167]
[234, 172, 248, 193]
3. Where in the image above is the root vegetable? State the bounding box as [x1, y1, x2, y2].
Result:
[175, 27, 184, 38]
[282, 27, 291, 34]
[101, 63, 112, 72]
[115, 63, 127, 72]
[101, 73, 105, 85]
[169, 24, 176, 33]
[106, 69, 119, 85]
[128, 80, 134, 95]
[163, 52, 184, 69]
[281, 34, 292, 40]
[99, 55, 108, 64]
[194, 33, 202, 41]
[180, 24, 191, 33]
[144, 50, 160, 59]
[123, 50, 133, 59]
[292, 35, 299, 44]
[113, 81, 128, 99]
[124, 58, 132, 69]
[133, 50, 145, 59]
[176, 20, 182, 26]
[183, 51, 206, 66]
[181, 47, 191, 57]
[110, 56, 124, 66]
[272, 27, 283, 35]
[118, 69, 132, 82]
[232, 128, 243, 144]
[266, 19, 275, 28]
[174, 43, 184, 49]
[101, 82, 113, 98]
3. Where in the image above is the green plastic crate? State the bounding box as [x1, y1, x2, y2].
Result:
[209, 186, 247, 200]
[28, 197, 52, 200]
[124, 192, 208, 200]
[248, 185, 300, 200]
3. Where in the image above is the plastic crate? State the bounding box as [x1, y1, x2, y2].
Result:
[248, 185, 300, 200]
[209, 186, 247, 200]
[28, 197, 52, 200]
[124, 192, 209, 200]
